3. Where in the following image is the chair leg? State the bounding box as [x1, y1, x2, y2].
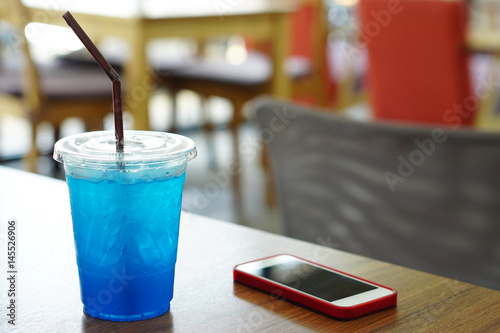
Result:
[85, 118, 102, 132]
[0, 115, 3, 165]
[53, 124, 61, 142]
[261, 145, 277, 208]
[230, 98, 245, 221]
[200, 94, 214, 133]
[25, 123, 38, 173]
[170, 88, 179, 133]
[52, 124, 63, 174]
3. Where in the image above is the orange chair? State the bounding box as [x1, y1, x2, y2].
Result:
[161, 0, 331, 133]
[285, 0, 331, 106]
[360, 0, 476, 126]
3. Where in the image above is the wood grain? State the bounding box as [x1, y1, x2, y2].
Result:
[0, 166, 499, 332]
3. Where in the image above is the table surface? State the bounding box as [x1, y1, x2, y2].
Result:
[0, 166, 499, 332]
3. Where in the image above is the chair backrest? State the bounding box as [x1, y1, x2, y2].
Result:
[288, 0, 331, 106]
[360, 0, 475, 126]
[245, 0, 331, 105]
[290, 0, 327, 61]
[247, 0, 327, 61]
[254, 97, 500, 290]
[0, 0, 43, 117]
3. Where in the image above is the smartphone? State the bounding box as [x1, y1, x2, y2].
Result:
[233, 254, 397, 319]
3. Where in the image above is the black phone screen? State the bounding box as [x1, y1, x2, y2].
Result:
[249, 259, 377, 302]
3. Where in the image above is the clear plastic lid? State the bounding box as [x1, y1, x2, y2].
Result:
[53, 130, 197, 167]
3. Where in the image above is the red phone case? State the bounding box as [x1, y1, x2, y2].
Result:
[233, 254, 397, 319]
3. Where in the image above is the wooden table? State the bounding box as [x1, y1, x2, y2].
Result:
[0, 166, 499, 332]
[21, 0, 295, 130]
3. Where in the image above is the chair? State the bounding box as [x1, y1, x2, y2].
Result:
[360, 0, 476, 126]
[0, 0, 114, 170]
[159, 0, 330, 133]
[253, 97, 500, 290]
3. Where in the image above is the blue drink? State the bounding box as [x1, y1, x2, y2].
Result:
[54, 131, 196, 321]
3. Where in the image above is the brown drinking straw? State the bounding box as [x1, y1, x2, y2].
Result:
[62, 11, 124, 152]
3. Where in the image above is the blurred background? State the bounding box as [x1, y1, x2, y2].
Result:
[1, 0, 500, 234]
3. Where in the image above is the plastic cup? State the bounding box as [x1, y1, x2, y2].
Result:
[53, 130, 196, 321]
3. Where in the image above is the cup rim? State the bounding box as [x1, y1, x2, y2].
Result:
[53, 130, 197, 166]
